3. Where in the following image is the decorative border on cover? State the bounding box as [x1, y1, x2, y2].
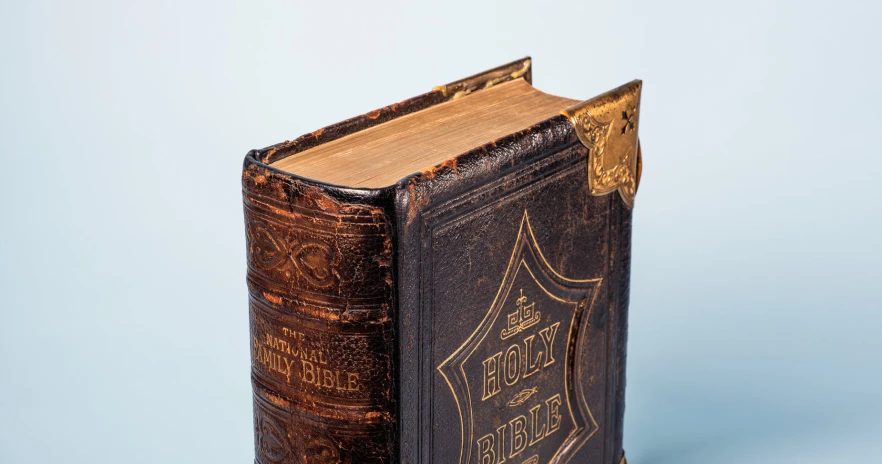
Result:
[412, 144, 619, 463]
[435, 210, 603, 464]
[562, 80, 643, 209]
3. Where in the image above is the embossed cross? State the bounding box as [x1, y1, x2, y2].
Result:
[620, 110, 636, 135]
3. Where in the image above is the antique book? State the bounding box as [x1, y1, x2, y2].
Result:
[242, 57, 642, 464]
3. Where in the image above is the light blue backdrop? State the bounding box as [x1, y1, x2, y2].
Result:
[1, 1, 880, 462]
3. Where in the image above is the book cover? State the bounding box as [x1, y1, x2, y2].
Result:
[242, 58, 642, 464]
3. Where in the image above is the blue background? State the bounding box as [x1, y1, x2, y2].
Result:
[1, 1, 880, 462]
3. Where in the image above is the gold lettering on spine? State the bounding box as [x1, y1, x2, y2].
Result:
[347, 372, 359, 391]
[253, 325, 361, 392]
[301, 359, 316, 384]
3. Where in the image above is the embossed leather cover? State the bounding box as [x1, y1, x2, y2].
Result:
[242, 58, 639, 464]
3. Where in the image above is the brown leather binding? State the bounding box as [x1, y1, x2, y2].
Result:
[243, 162, 396, 463]
[242, 58, 639, 463]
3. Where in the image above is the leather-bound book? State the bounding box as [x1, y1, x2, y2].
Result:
[242, 58, 642, 464]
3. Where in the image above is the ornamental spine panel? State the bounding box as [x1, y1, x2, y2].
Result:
[243, 161, 395, 464]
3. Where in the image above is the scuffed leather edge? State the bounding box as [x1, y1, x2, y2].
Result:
[243, 154, 400, 463]
[434, 56, 532, 100]
[392, 112, 632, 463]
[610, 188, 633, 463]
[258, 57, 533, 168]
[242, 58, 542, 463]
[242, 59, 636, 463]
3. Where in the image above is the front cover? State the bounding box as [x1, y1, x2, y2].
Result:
[395, 112, 635, 464]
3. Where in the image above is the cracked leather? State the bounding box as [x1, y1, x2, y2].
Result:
[242, 68, 632, 464]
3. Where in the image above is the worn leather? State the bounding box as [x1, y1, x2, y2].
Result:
[393, 115, 631, 464]
[243, 158, 397, 463]
[242, 63, 632, 464]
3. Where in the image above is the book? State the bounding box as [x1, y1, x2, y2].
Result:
[242, 57, 642, 464]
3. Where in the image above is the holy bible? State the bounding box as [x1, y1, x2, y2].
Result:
[242, 58, 642, 464]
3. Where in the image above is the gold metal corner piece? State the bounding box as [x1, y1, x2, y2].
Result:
[434, 57, 533, 100]
[563, 80, 643, 209]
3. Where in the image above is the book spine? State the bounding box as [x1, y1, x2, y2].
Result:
[242, 157, 396, 464]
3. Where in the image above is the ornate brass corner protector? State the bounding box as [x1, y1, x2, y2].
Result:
[562, 80, 643, 208]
